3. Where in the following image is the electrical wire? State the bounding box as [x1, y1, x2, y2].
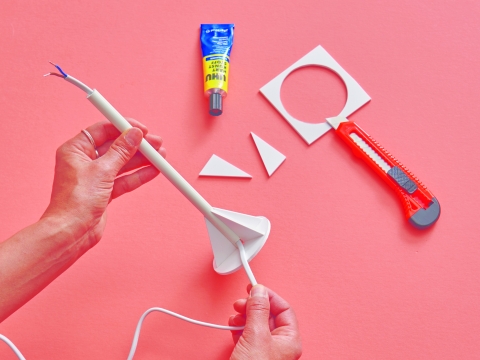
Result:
[2, 303, 247, 360]
[43, 72, 63, 78]
[44, 62, 93, 95]
[0, 334, 26, 360]
[126, 307, 244, 360]
[28, 66, 262, 360]
[2, 241, 256, 360]
[237, 241, 257, 286]
[125, 241, 255, 358]
[2, 301, 247, 360]
[49, 61, 67, 77]
[1, 240, 255, 360]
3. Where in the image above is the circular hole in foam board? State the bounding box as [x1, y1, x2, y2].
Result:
[281, 65, 347, 124]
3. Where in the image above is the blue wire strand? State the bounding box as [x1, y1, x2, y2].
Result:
[54, 64, 68, 78]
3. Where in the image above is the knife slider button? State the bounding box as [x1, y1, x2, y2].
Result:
[387, 166, 418, 194]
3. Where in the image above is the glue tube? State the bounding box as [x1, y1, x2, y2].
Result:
[200, 24, 234, 116]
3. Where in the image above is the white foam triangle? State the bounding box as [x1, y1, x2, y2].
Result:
[199, 154, 252, 178]
[205, 218, 238, 267]
[211, 208, 265, 240]
[205, 207, 268, 269]
[251, 133, 286, 176]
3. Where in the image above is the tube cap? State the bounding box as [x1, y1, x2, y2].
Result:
[209, 93, 223, 116]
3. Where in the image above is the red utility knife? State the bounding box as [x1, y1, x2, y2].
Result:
[326, 116, 440, 229]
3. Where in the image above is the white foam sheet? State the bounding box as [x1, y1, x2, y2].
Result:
[259, 45, 371, 145]
[251, 133, 286, 176]
[205, 207, 270, 274]
[199, 154, 252, 178]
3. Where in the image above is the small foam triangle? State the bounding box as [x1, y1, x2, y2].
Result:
[199, 154, 252, 178]
[251, 133, 286, 176]
[205, 207, 269, 269]
[211, 208, 265, 240]
[205, 218, 238, 267]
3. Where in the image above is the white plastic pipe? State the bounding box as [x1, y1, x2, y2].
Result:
[87, 90, 240, 245]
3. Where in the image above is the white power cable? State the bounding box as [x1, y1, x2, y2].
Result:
[2, 305, 246, 360]
[1, 242, 256, 360]
[2, 306, 246, 360]
[0, 334, 26, 360]
[126, 307, 244, 360]
[237, 241, 257, 286]
[126, 242, 255, 359]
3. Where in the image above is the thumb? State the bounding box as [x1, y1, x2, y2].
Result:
[244, 285, 271, 336]
[101, 127, 143, 174]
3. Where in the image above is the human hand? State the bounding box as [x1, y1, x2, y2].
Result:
[41, 118, 165, 250]
[229, 285, 302, 360]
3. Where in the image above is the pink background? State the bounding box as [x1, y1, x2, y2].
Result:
[1, 1, 479, 359]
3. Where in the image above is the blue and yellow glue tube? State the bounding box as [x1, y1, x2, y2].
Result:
[200, 24, 234, 116]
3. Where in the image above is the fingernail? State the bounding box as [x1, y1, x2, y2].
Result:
[125, 128, 143, 146]
[250, 285, 268, 298]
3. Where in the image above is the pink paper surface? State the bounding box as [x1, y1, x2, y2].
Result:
[1, 1, 479, 359]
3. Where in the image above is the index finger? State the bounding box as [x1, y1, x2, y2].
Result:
[67, 119, 148, 160]
[76, 118, 148, 148]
